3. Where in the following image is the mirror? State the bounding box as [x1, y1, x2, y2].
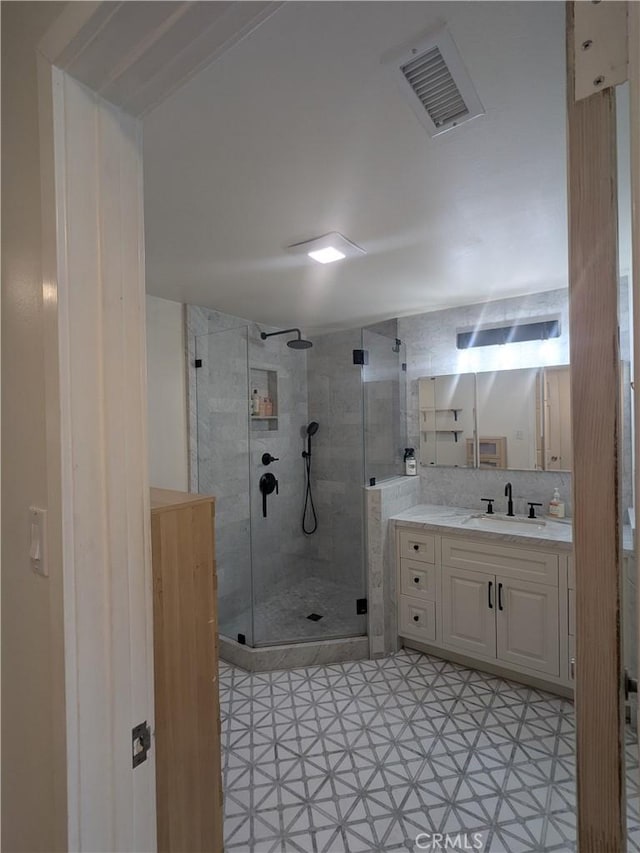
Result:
[542, 365, 572, 471]
[475, 368, 540, 470]
[419, 365, 572, 471]
[419, 374, 476, 468]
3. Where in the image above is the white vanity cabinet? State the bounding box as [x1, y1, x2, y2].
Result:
[495, 577, 559, 675]
[397, 524, 570, 691]
[441, 566, 496, 659]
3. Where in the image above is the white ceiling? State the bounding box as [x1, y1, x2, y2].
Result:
[143, 1, 570, 332]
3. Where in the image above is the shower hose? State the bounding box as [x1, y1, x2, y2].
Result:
[302, 450, 318, 535]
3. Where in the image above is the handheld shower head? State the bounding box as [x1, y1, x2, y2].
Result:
[302, 421, 319, 458]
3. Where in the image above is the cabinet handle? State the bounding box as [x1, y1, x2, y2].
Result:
[498, 582, 504, 611]
[488, 581, 493, 609]
[570, 657, 576, 680]
[413, 544, 420, 551]
[413, 615, 419, 622]
[413, 577, 420, 584]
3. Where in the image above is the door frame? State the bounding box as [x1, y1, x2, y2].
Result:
[36, 3, 282, 849]
[567, 1, 639, 849]
[35, 1, 639, 849]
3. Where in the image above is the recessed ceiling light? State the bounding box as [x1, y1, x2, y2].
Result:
[288, 231, 366, 264]
[308, 246, 346, 264]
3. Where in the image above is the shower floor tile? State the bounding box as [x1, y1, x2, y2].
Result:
[219, 649, 640, 852]
[222, 574, 365, 646]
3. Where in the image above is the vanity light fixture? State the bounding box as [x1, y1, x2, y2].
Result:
[456, 319, 561, 350]
[287, 232, 366, 265]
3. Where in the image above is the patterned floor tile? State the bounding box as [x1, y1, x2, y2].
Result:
[220, 649, 638, 852]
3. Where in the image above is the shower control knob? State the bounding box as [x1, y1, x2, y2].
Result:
[259, 472, 279, 518]
[261, 453, 279, 466]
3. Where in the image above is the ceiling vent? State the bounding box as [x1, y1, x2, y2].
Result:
[387, 28, 484, 138]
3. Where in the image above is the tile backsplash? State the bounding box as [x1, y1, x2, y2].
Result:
[419, 466, 572, 518]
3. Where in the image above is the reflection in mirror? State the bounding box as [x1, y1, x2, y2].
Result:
[476, 368, 540, 470]
[418, 365, 572, 471]
[419, 374, 475, 467]
[543, 366, 572, 471]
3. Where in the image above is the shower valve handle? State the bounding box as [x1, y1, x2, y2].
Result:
[259, 472, 279, 518]
[262, 453, 279, 465]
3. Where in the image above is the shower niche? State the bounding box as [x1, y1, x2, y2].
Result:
[250, 366, 278, 430]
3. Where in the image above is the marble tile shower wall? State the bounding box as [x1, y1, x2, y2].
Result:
[187, 306, 310, 638]
[397, 285, 634, 516]
[364, 377, 402, 483]
[305, 329, 366, 589]
[194, 326, 252, 635]
[362, 330, 406, 484]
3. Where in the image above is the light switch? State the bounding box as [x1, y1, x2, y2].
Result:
[29, 507, 48, 577]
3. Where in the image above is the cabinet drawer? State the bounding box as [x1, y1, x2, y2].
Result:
[399, 595, 436, 642]
[441, 537, 558, 586]
[399, 529, 436, 564]
[568, 589, 575, 636]
[400, 559, 438, 601]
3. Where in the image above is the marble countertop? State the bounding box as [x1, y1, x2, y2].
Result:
[390, 504, 634, 555]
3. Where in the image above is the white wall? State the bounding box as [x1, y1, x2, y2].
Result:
[146, 295, 189, 490]
[1, 3, 68, 850]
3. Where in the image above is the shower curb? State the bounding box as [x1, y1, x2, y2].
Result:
[219, 634, 370, 672]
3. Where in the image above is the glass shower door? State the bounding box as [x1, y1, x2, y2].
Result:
[195, 327, 254, 646]
[362, 328, 406, 484]
[250, 326, 368, 646]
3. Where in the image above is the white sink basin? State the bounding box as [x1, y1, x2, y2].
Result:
[462, 513, 547, 534]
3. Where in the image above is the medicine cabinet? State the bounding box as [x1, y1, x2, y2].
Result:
[418, 365, 572, 472]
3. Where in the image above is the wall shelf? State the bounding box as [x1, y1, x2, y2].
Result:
[421, 429, 464, 443]
[250, 367, 278, 431]
[421, 407, 463, 421]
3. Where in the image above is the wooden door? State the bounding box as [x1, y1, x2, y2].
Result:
[495, 578, 560, 676]
[441, 565, 496, 659]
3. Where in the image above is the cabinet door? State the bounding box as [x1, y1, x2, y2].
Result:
[496, 577, 559, 676]
[441, 565, 496, 659]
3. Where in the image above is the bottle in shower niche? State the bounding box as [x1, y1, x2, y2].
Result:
[404, 447, 417, 476]
[251, 389, 260, 416]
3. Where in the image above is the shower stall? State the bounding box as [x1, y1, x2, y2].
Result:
[190, 311, 406, 654]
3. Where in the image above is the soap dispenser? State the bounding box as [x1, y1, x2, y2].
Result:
[404, 448, 417, 476]
[548, 487, 565, 518]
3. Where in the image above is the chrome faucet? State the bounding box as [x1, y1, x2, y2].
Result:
[504, 482, 514, 517]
